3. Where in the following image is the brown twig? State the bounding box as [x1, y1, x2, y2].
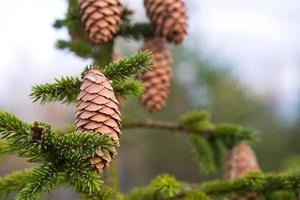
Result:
[123, 120, 186, 132]
[123, 120, 215, 140]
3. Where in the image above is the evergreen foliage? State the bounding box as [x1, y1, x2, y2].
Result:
[0, 169, 33, 198]
[0, 110, 116, 199]
[56, 39, 93, 58]
[30, 76, 81, 104]
[123, 111, 259, 174]
[100, 51, 153, 82]
[1, 0, 298, 199]
[118, 22, 154, 40]
[30, 51, 152, 104]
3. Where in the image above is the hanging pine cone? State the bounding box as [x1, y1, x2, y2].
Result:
[78, 0, 122, 44]
[139, 38, 173, 113]
[75, 69, 121, 172]
[144, 0, 188, 44]
[225, 143, 260, 179]
[225, 143, 261, 200]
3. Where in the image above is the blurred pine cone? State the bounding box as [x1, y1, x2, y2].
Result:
[75, 69, 121, 172]
[225, 143, 261, 200]
[144, 0, 188, 44]
[78, 0, 122, 44]
[139, 38, 173, 113]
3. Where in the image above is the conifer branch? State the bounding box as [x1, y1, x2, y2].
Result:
[112, 79, 145, 97]
[56, 40, 93, 58]
[16, 164, 60, 200]
[128, 175, 184, 200]
[30, 76, 81, 104]
[47, 131, 116, 161]
[123, 116, 258, 145]
[64, 161, 103, 194]
[80, 185, 122, 200]
[94, 41, 114, 68]
[128, 172, 300, 200]
[0, 139, 11, 154]
[118, 22, 154, 40]
[100, 51, 153, 82]
[30, 51, 152, 104]
[123, 119, 185, 132]
[123, 111, 258, 174]
[128, 174, 211, 200]
[0, 111, 47, 162]
[0, 110, 120, 199]
[53, 0, 81, 32]
[53, 19, 67, 29]
[0, 111, 117, 163]
[0, 110, 30, 134]
[199, 172, 300, 196]
[191, 135, 216, 174]
[0, 169, 34, 198]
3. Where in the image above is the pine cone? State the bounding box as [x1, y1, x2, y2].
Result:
[139, 38, 173, 113]
[144, 0, 188, 44]
[75, 69, 121, 172]
[225, 143, 260, 179]
[78, 0, 122, 44]
[225, 143, 261, 200]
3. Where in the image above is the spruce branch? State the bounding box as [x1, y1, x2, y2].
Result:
[94, 41, 114, 68]
[0, 169, 34, 198]
[53, 0, 82, 32]
[183, 190, 211, 200]
[0, 110, 30, 135]
[191, 135, 216, 174]
[118, 21, 154, 40]
[56, 40, 93, 58]
[122, 114, 258, 145]
[0, 139, 11, 154]
[214, 123, 259, 148]
[199, 171, 300, 196]
[123, 111, 258, 174]
[31, 52, 152, 105]
[100, 51, 153, 82]
[127, 172, 300, 200]
[80, 185, 122, 200]
[112, 79, 144, 97]
[16, 164, 60, 200]
[53, 19, 67, 29]
[30, 77, 145, 105]
[52, 131, 117, 160]
[30, 76, 81, 104]
[0, 111, 117, 164]
[64, 161, 103, 194]
[123, 119, 185, 132]
[0, 111, 47, 162]
[0, 110, 120, 199]
[128, 175, 184, 200]
[150, 174, 182, 199]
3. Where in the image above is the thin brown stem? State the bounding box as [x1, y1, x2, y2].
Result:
[123, 120, 186, 132]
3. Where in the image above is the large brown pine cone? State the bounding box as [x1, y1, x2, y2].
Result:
[139, 38, 173, 113]
[225, 143, 261, 200]
[78, 0, 122, 44]
[75, 69, 121, 172]
[144, 0, 188, 44]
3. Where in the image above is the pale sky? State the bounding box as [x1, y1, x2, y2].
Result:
[0, 0, 299, 121]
